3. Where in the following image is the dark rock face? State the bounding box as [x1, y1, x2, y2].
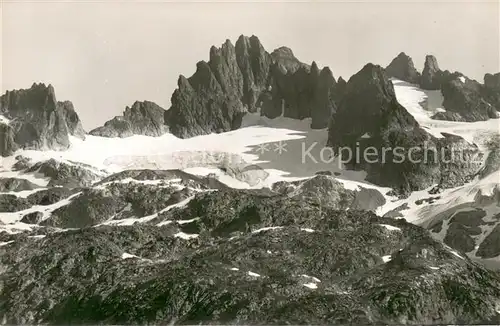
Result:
[351, 187, 387, 211]
[443, 209, 486, 253]
[26, 159, 103, 188]
[420, 55, 443, 90]
[328, 63, 420, 144]
[383, 203, 410, 218]
[327, 64, 482, 196]
[0, 178, 39, 192]
[1, 189, 500, 324]
[385, 52, 421, 84]
[435, 74, 498, 122]
[477, 224, 500, 258]
[272, 175, 385, 212]
[166, 37, 265, 138]
[0, 83, 85, 156]
[0, 123, 17, 156]
[0, 194, 30, 212]
[259, 61, 337, 129]
[334, 76, 347, 103]
[95, 168, 230, 190]
[11, 155, 33, 171]
[166, 35, 340, 137]
[20, 211, 44, 224]
[89, 101, 168, 137]
[418, 56, 499, 122]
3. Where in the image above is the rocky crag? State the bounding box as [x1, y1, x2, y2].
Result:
[386, 53, 500, 122]
[89, 101, 169, 137]
[0, 83, 85, 156]
[328, 63, 483, 196]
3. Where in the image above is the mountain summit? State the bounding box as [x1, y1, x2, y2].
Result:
[385, 52, 421, 84]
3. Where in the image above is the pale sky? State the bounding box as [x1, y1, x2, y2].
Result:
[1, 0, 499, 130]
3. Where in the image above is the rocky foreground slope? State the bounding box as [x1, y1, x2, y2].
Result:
[0, 170, 500, 324]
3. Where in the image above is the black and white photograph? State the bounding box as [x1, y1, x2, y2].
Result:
[0, 0, 500, 324]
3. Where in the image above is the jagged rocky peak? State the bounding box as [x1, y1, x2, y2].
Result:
[0, 83, 85, 157]
[0, 123, 17, 156]
[1, 82, 57, 117]
[166, 35, 341, 136]
[420, 54, 443, 90]
[270, 46, 307, 73]
[234, 34, 271, 91]
[385, 52, 421, 84]
[327, 63, 481, 196]
[90, 100, 168, 138]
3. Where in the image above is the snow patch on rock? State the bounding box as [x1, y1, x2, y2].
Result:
[121, 252, 139, 259]
[173, 232, 199, 240]
[252, 226, 283, 234]
[302, 282, 318, 289]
